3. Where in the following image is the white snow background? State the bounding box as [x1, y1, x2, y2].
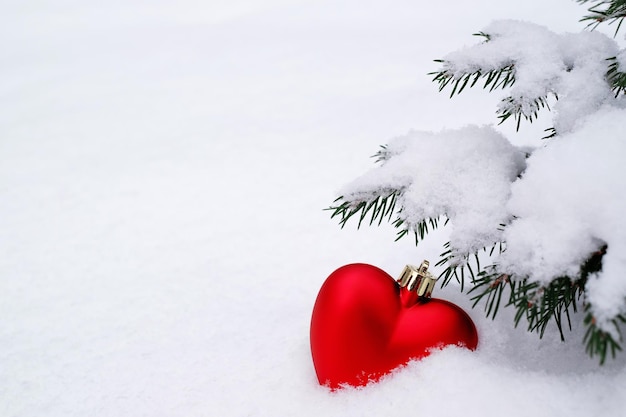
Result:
[2, 1, 626, 416]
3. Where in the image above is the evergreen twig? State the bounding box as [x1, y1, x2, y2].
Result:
[430, 54, 556, 132]
[496, 94, 555, 131]
[326, 192, 444, 244]
[465, 245, 618, 363]
[584, 311, 625, 364]
[430, 63, 516, 99]
[372, 145, 392, 163]
[578, 0, 626, 35]
[435, 241, 503, 291]
[606, 56, 626, 97]
[330, 4, 626, 363]
[543, 127, 558, 140]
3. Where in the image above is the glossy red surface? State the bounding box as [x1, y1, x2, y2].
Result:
[310, 263, 478, 389]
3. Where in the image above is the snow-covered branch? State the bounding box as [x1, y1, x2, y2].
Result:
[432, 20, 619, 134]
[331, 19, 626, 362]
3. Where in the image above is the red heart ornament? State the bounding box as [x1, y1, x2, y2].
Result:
[310, 263, 478, 389]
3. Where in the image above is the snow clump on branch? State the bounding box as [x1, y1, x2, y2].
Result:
[440, 20, 618, 134]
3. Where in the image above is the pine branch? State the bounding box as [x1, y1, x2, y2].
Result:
[497, 94, 555, 131]
[579, 245, 624, 364]
[332, 16, 624, 362]
[473, 31, 492, 42]
[578, 0, 626, 35]
[584, 310, 625, 364]
[469, 271, 585, 343]
[372, 145, 391, 163]
[327, 192, 400, 229]
[430, 62, 555, 132]
[326, 192, 444, 244]
[328, 179, 621, 363]
[429, 31, 515, 98]
[469, 271, 511, 320]
[430, 45, 556, 132]
[435, 241, 503, 291]
[466, 244, 619, 363]
[435, 241, 468, 289]
[430, 62, 516, 98]
[606, 56, 626, 97]
[542, 127, 558, 140]
[513, 277, 583, 340]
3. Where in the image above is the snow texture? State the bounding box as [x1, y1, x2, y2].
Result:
[340, 126, 526, 256]
[502, 105, 626, 330]
[2, 1, 626, 417]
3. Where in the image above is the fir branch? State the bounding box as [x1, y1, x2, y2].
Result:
[515, 278, 582, 340]
[467, 244, 618, 363]
[579, 245, 624, 364]
[606, 56, 626, 97]
[468, 270, 510, 320]
[430, 63, 516, 99]
[578, 0, 626, 35]
[372, 145, 391, 163]
[469, 272, 584, 340]
[430, 60, 558, 132]
[497, 94, 554, 131]
[326, 192, 444, 244]
[542, 127, 558, 140]
[584, 311, 625, 364]
[327, 192, 399, 229]
[435, 241, 503, 291]
[472, 31, 491, 42]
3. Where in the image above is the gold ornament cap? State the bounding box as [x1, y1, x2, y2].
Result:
[397, 260, 438, 298]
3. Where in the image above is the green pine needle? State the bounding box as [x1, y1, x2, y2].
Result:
[577, 0, 626, 36]
[326, 192, 445, 244]
[607, 56, 626, 97]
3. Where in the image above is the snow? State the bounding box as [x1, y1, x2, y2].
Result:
[502, 105, 626, 330]
[2, 1, 626, 416]
[340, 126, 526, 256]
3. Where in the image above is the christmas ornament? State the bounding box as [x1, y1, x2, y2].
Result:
[310, 261, 478, 389]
